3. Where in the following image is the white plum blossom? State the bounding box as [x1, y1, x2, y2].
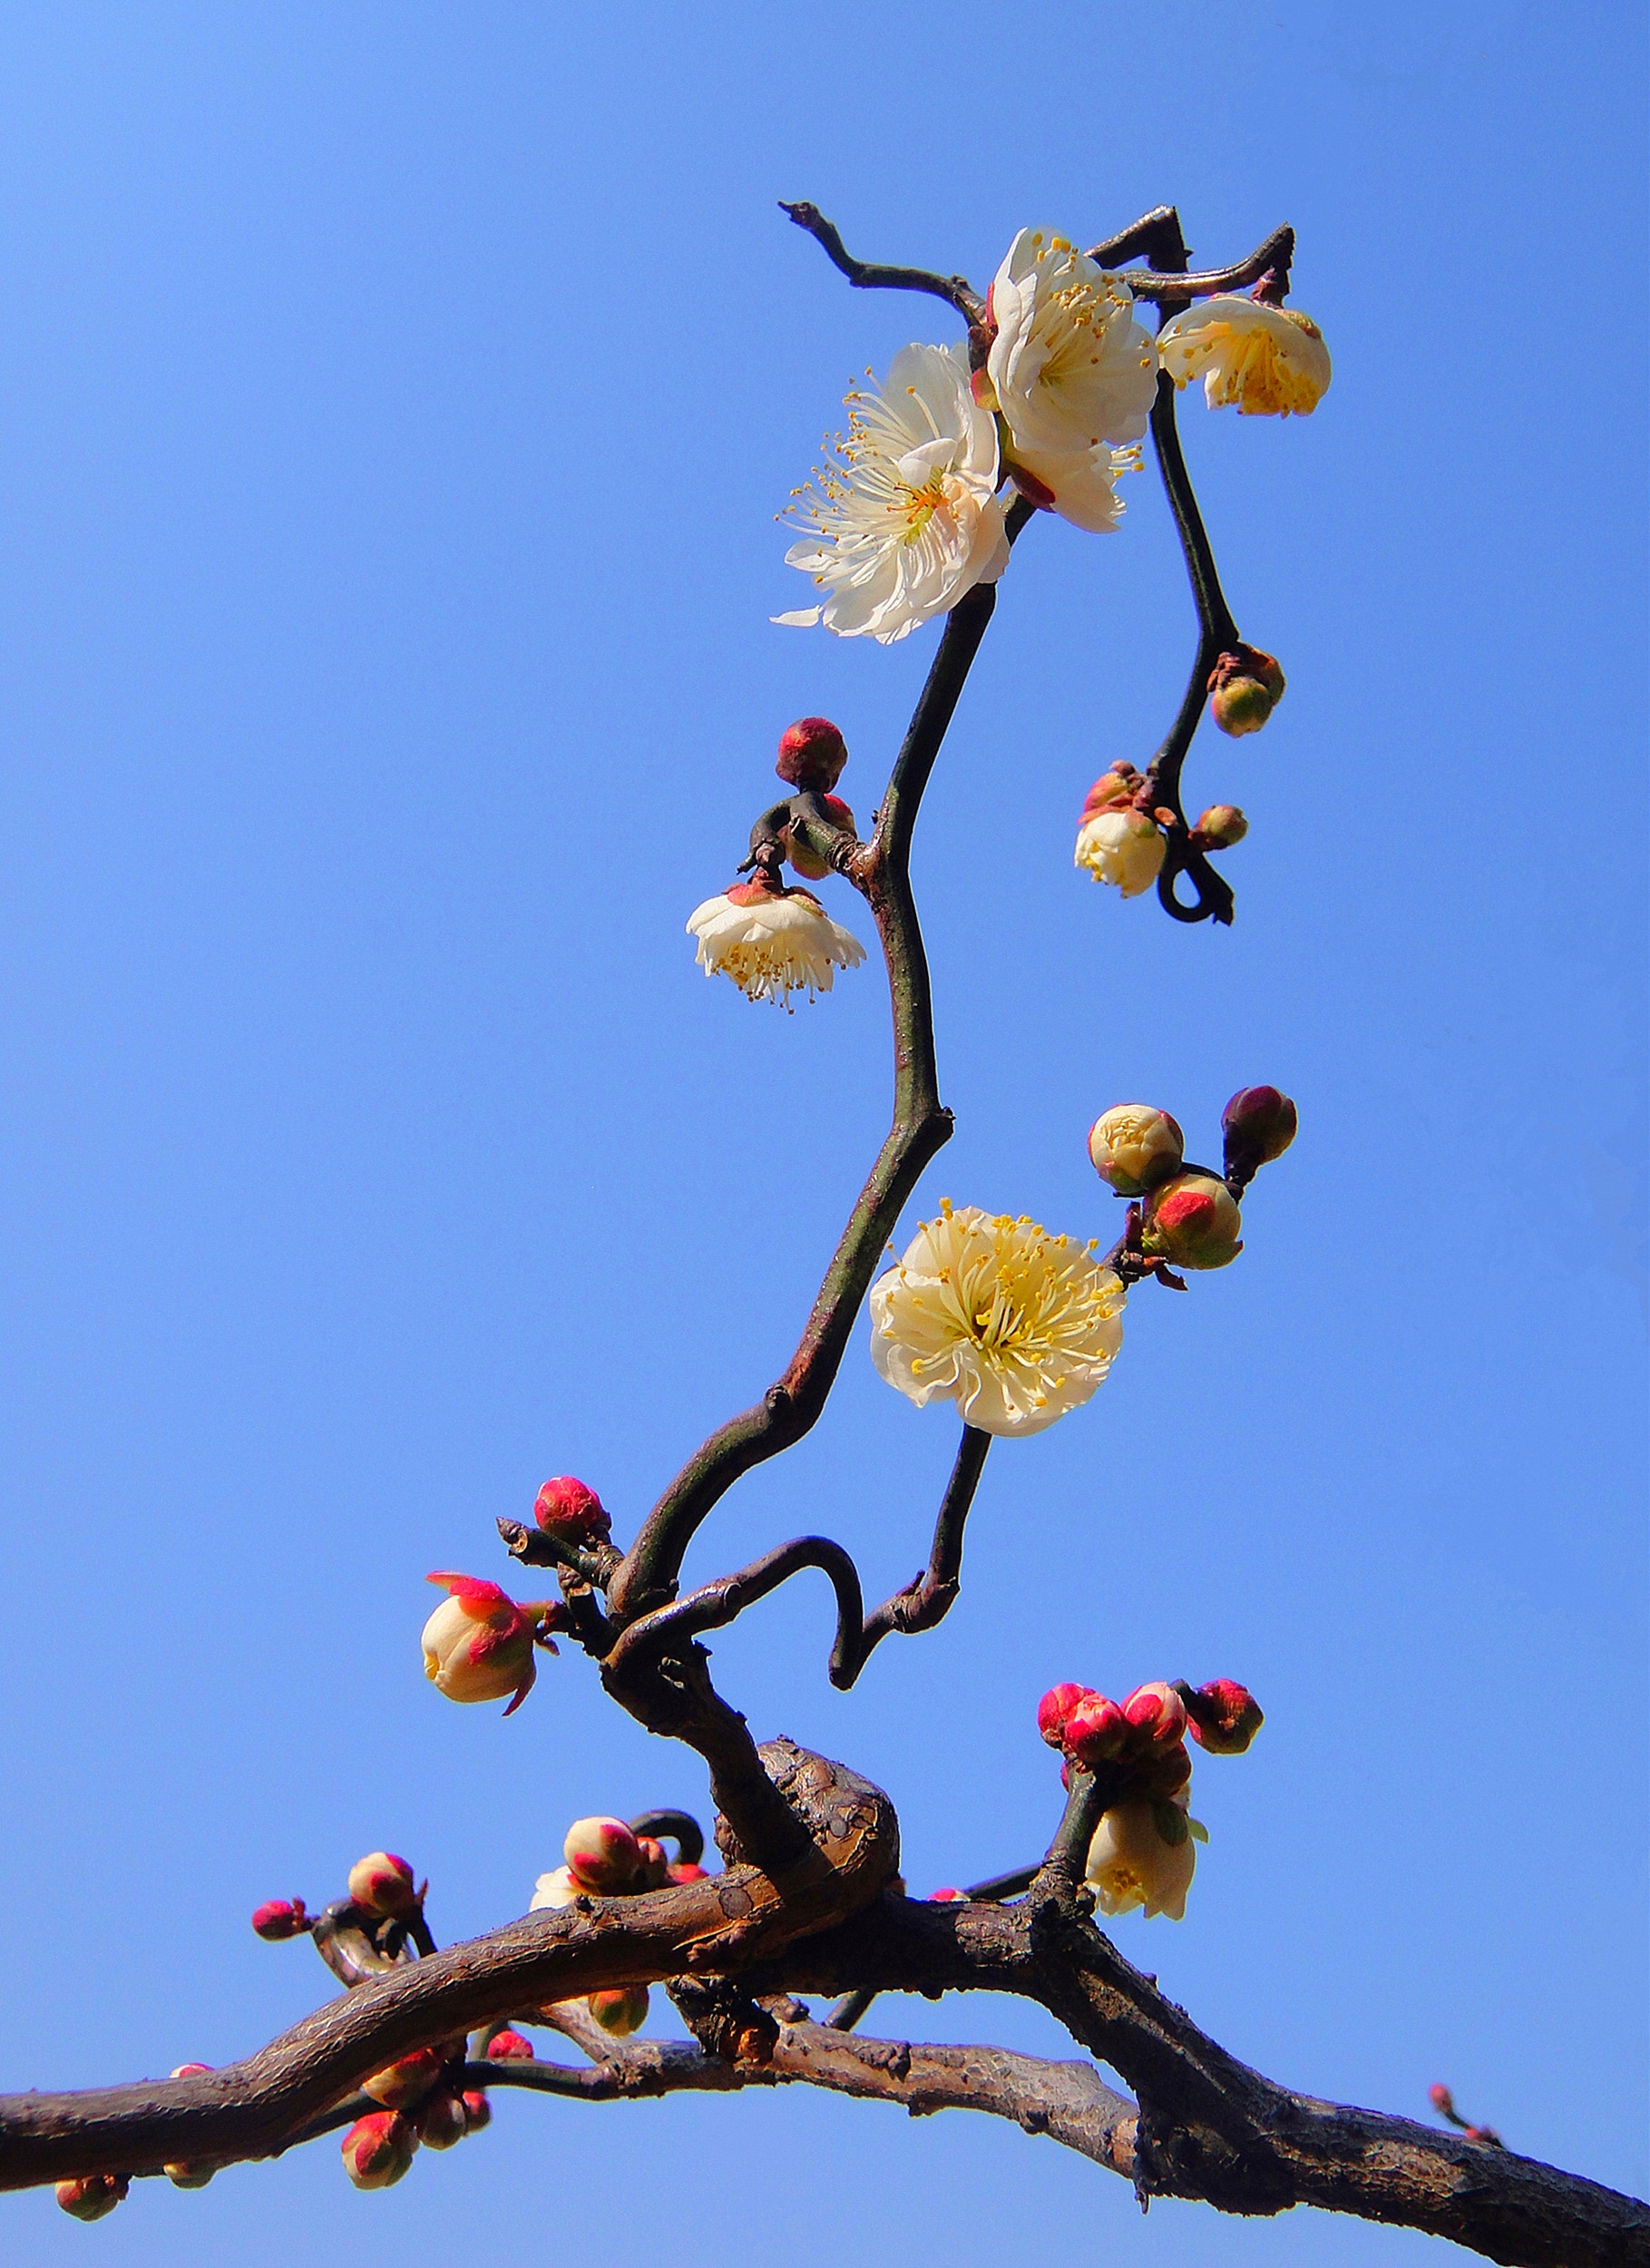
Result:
[1085, 1798, 1200, 1921]
[687, 877, 866, 1006]
[982, 230, 1157, 532]
[776, 342, 1010, 643]
[1074, 807, 1166, 897]
[530, 1865, 579, 1911]
[869, 1200, 1125, 1437]
[1157, 295, 1332, 416]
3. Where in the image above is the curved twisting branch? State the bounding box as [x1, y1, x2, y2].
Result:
[778, 200, 985, 322]
[1088, 207, 1295, 306]
[831, 1424, 991, 1687]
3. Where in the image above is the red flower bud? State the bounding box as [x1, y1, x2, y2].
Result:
[564, 1815, 642, 1893]
[588, 1984, 650, 2038]
[251, 1898, 308, 1941]
[1121, 1682, 1189, 1747]
[1037, 1682, 1091, 1748]
[171, 2062, 212, 2077]
[486, 2028, 534, 2062]
[928, 1887, 968, 1902]
[667, 1861, 708, 1884]
[1143, 1173, 1244, 1270]
[415, 2088, 469, 2151]
[633, 1835, 670, 1890]
[1063, 1692, 1128, 1766]
[55, 2175, 129, 2221]
[1221, 1087, 1297, 1178]
[341, 2109, 417, 2191]
[347, 1852, 418, 1918]
[776, 716, 848, 793]
[462, 2089, 492, 2132]
[1184, 1677, 1264, 1755]
[1430, 2083, 1455, 2115]
[362, 2048, 444, 2111]
[532, 1475, 611, 1542]
[1140, 1740, 1193, 1797]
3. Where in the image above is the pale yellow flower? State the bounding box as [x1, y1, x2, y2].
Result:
[868, 1201, 1125, 1437]
[1157, 296, 1331, 416]
[687, 881, 865, 1007]
[1086, 1798, 1197, 1921]
[1075, 807, 1165, 897]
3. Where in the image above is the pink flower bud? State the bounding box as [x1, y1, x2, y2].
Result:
[55, 2175, 129, 2221]
[928, 1887, 968, 1902]
[250, 1898, 308, 1941]
[1063, 1692, 1128, 1766]
[422, 1574, 564, 1715]
[1079, 764, 1142, 818]
[1139, 1741, 1193, 1801]
[486, 2028, 534, 2061]
[1036, 1682, 1090, 1748]
[1221, 1087, 1297, 1177]
[1185, 1677, 1264, 1755]
[1143, 1173, 1244, 1270]
[1195, 804, 1248, 848]
[347, 1852, 418, 1918]
[462, 2089, 492, 2132]
[564, 1815, 642, 1893]
[415, 2088, 469, 2151]
[667, 1862, 708, 1884]
[171, 2062, 212, 2077]
[341, 2109, 417, 2190]
[588, 1985, 649, 2038]
[776, 716, 848, 793]
[1122, 1682, 1189, 1748]
[633, 1835, 670, 1890]
[1207, 645, 1285, 736]
[1088, 1105, 1185, 1197]
[532, 1475, 611, 1542]
[362, 2048, 444, 2111]
[1430, 2083, 1455, 2116]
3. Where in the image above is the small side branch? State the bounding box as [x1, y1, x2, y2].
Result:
[831, 1426, 991, 1688]
[780, 200, 984, 323]
[1088, 209, 1295, 306]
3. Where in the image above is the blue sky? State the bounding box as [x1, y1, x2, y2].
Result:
[0, 5, 1644, 2263]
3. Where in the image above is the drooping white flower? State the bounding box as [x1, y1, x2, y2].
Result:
[776, 342, 1010, 643]
[983, 230, 1157, 531]
[1157, 295, 1331, 416]
[1085, 1798, 1198, 1921]
[687, 877, 866, 1006]
[1074, 807, 1166, 897]
[868, 1200, 1125, 1437]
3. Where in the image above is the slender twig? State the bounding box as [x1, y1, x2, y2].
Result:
[603, 1538, 866, 1681]
[832, 1425, 991, 1688]
[1088, 210, 1295, 306]
[779, 200, 984, 322]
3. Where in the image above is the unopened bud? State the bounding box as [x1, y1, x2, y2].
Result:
[1429, 2083, 1455, 2116]
[1140, 1740, 1192, 1797]
[1063, 1691, 1128, 1766]
[1207, 646, 1285, 736]
[1088, 1105, 1185, 1197]
[462, 2089, 492, 2132]
[415, 2088, 469, 2151]
[1037, 1682, 1090, 1748]
[1184, 1677, 1264, 1755]
[250, 1898, 308, 1941]
[667, 1861, 708, 1884]
[786, 791, 857, 879]
[1221, 1086, 1297, 1178]
[347, 1852, 418, 1918]
[588, 1984, 649, 2038]
[1143, 1173, 1244, 1270]
[564, 1816, 641, 1893]
[362, 2048, 444, 2110]
[533, 1475, 611, 1542]
[1195, 804, 1248, 848]
[633, 1836, 669, 1890]
[55, 2175, 129, 2221]
[1122, 1682, 1190, 1748]
[928, 1886, 968, 1902]
[341, 2109, 417, 2191]
[1080, 763, 1142, 818]
[530, 1864, 580, 1911]
[171, 2062, 212, 2077]
[1074, 805, 1166, 897]
[776, 716, 848, 793]
[486, 2028, 535, 2062]
[164, 2058, 215, 2180]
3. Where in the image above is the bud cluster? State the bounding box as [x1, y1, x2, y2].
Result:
[529, 1812, 712, 2040]
[1087, 1087, 1296, 1277]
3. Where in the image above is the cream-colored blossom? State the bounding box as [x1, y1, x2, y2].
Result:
[984, 230, 1157, 534]
[776, 341, 1009, 642]
[1075, 807, 1166, 897]
[1085, 1798, 1197, 1921]
[868, 1200, 1125, 1437]
[1157, 295, 1331, 416]
[686, 880, 865, 1007]
[530, 1865, 579, 1911]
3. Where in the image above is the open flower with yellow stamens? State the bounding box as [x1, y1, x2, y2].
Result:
[687, 873, 866, 1007]
[1157, 294, 1331, 416]
[1085, 1795, 1201, 1921]
[982, 229, 1157, 532]
[868, 1201, 1125, 1437]
[775, 342, 1009, 642]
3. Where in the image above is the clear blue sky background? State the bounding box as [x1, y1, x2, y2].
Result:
[0, 5, 1643, 2263]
